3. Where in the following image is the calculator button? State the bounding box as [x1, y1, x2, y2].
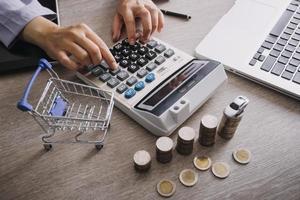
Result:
[116, 83, 128, 94]
[134, 81, 145, 91]
[146, 62, 157, 71]
[122, 39, 130, 46]
[137, 68, 148, 78]
[119, 59, 131, 68]
[126, 76, 138, 86]
[121, 48, 131, 57]
[145, 73, 155, 83]
[129, 43, 140, 50]
[145, 51, 157, 60]
[154, 56, 166, 65]
[128, 64, 140, 73]
[113, 43, 123, 52]
[137, 57, 148, 66]
[114, 54, 123, 63]
[110, 48, 116, 56]
[164, 49, 175, 58]
[100, 60, 110, 70]
[129, 53, 140, 61]
[138, 47, 148, 55]
[147, 40, 158, 49]
[124, 88, 136, 99]
[99, 73, 111, 82]
[107, 77, 120, 88]
[155, 44, 166, 53]
[109, 67, 120, 76]
[117, 70, 129, 81]
[91, 66, 105, 76]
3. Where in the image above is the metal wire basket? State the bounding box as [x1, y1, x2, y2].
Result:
[17, 59, 114, 150]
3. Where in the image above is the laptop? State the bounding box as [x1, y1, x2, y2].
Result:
[0, 0, 59, 72]
[195, 0, 300, 100]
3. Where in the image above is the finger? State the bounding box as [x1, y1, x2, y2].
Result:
[63, 41, 92, 66]
[56, 51, 79, 70]
[138, 8, 152, 42]
[112, 14, 123, 42]
[84, 28, 118, 69]
[74, 35, 102, 65]
[145, 6, 158, 34]
[158, 10, 164, 32]
[122, 9, 136, 44]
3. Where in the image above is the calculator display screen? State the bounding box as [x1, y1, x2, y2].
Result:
[144, 64, 199, 107]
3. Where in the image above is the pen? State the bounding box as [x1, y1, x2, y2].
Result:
[160, 9, 191, 20]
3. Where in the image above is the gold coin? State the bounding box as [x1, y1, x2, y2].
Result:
[179, 169, 198, 187]
[233, 148, 251, 164]
[212, 162, 230, 179]
[193, 156, 212, 171]
[157, 179, 176, 197]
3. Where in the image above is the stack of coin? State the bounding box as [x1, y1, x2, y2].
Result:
[133, 150, 151, 172]
[156, 137, 174, 163]
[198, 114, 218, 146]
[218, 113, 243, 139]
[175, 126, 195, 155]
[157, 179, 176, 197]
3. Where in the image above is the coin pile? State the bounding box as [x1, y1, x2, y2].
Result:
[157, 179, 176, 197]
[211, 162, 230, 179]
[233, 148, 251, 164]
[179, 169, 198, 187]
[156, 137, 174, 163]
[133, 150, 151, 172]
[199, 114, 218, 146]
[193, 155, 212, 171]
[175, 126, 195, 155]
[218, 113, 243, 139]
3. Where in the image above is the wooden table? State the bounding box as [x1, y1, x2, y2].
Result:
[1, 0, 300, 199]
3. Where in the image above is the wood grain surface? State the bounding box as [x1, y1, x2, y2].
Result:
[1, 0, 300, 199]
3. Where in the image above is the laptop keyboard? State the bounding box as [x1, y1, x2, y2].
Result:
[86, 38, 175, 99]
[249, 0, 300, 85]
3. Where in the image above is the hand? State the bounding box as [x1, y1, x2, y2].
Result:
[112, 0, 164, 44]
[21, 16, 117, 70]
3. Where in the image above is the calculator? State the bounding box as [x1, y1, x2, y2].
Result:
[77, 37, 227, 136]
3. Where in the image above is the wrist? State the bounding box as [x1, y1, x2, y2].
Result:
[21, 16, 58, 48]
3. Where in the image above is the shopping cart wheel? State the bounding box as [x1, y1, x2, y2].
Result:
[43, 144, 52, 151]
[95, 144, 103, 150]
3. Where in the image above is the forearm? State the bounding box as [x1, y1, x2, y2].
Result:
[0, 0, 56, 48]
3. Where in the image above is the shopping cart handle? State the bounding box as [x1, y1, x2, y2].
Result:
[17, 58, 52, 112]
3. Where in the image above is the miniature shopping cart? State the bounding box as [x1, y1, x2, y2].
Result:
[17, 59, 114, 151]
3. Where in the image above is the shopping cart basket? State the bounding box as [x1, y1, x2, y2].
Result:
[17, 59, 114, 150]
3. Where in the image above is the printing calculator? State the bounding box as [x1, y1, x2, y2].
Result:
[77, 38, 227, 136]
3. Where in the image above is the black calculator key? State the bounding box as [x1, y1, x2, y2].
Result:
[137, 68, 148, 78]
[121, 48, 131, 57]
[114, 54, 123, 63]
[109, 67, 120, 76]
[281, 71, 294, 80]
[110, 48, 116, 56]
[119, 59, 131, 68]
[164, 49, 175, 58]
[116, 83, 128, 94]
[147, 40, 158, 49]
[137, 57, 148, 66]
[86, 64, 95, 71]
[117, 70, 129, 81]
[138, 47, 148, 55]
[129, 43, 140, 50]
[100, 60, 110, 70]
[99, 73, 111, 82]
[129, 53, 139, 61]
[128, 64, 140, 73]
[122, 39, 130, 46]
[146, 62, 157, 71]
[107, 77, 120, 88]
[155, 44, 166, 53]
[155, 55, 166, 65]
[91, 66, 105, 76]
[126, 76, 138, 86]
[145, 51, 157, 60]
[113, 43, 123, 52]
